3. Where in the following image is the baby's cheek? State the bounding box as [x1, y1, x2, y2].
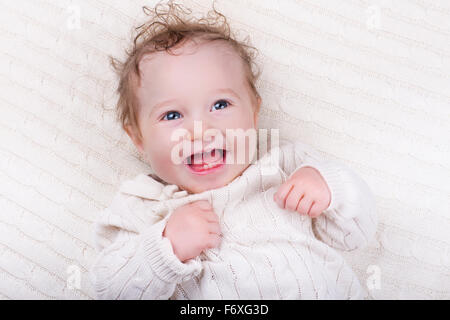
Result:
[143, 147, 168, 169]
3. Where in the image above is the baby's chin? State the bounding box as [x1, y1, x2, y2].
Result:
[179, 178, 230, 194]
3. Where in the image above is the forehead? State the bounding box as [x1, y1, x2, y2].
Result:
[137, 40, 246, 97]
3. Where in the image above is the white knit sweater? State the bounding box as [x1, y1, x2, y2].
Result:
[89, 139, 377, 300]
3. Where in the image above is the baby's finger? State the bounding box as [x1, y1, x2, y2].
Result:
[205, 233, 221, 249]
[203, 211, 219, 223]
[208, 222, 221, 235]
[285, 186, 304, 212]
[274, 182, 294, 208]
[308, 201, 322, 218]
[296, 195, 314, 216]
[194, 200, 212, 210]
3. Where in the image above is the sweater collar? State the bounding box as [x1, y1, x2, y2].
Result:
[118, 173, 189, 201]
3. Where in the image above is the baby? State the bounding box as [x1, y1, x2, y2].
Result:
[89, 1, 377, 300]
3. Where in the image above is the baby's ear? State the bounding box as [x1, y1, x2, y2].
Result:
[124, 124, 144, 154]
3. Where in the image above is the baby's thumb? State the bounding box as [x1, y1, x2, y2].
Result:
[195, 200, 212, 210]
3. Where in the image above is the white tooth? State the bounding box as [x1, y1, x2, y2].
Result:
[202, 162, 216, 169]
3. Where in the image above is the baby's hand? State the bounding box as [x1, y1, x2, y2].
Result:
[273, 167, 331, 218]
[163, 200, 221, 263]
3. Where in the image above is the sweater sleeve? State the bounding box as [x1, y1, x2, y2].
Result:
[278, 140, 378, 251]
[89, 198, 203, 299]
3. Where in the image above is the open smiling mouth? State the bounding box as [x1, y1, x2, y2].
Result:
[184, 148, 227, 175]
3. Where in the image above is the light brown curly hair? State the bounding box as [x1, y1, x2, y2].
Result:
[109, 0, 262, 143]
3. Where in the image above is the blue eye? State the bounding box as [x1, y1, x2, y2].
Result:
[162, 111, 182, 121]
[211, 100, 230, 111]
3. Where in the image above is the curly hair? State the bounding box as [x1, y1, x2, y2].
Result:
[109, 0, 262, 142]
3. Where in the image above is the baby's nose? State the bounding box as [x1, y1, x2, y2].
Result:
[185, 120, 218, 141]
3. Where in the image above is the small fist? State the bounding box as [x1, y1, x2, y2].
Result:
[273, 166, 331, 218]
[163, 200, 221, 263]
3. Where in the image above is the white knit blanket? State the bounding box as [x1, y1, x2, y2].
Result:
[0, 0, 449, 299]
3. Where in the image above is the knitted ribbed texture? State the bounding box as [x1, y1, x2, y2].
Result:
[1, 0, 449, 300]
[140, 219, 203, 284]
[89, 140, 377, 299]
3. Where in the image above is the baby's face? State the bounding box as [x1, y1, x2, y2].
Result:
[128, 40, 261, 194]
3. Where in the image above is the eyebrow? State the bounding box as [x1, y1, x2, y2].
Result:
[212, 88, 241, 99]
[149, 88, 241, 116]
